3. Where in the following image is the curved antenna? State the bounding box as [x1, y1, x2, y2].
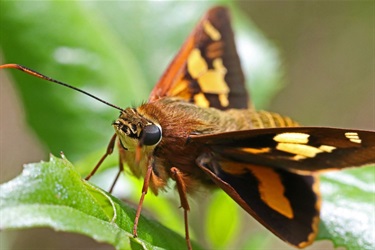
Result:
[0, 64, 124, 111]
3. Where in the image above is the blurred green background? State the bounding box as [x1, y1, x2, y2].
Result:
[0, 1, 373, 249]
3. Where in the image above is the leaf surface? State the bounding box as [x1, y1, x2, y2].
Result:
[0, 155, 197, 250]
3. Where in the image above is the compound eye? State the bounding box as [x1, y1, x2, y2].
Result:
[142, 124, 162, 146]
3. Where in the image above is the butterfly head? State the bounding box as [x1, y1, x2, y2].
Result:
[113, 108, 162, 151]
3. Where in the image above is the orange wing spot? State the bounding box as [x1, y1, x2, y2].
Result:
[241, 147, 271, 154]
[249, 166, 294, 219]
[206, 41, 224, 59]
[169, 79, 189, 96]
[221, 161, 294, 219]
[220, 161, 250, 175]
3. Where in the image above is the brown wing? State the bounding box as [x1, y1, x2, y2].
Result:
[191, 127, 375, 173]
[149, 6, 249, 110]
[196, 154, 320, 248]
[194, 127, 375, 247]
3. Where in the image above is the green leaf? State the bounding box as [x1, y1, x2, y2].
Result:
[0, 155, 200, 250]
[318, 165, 375, 250]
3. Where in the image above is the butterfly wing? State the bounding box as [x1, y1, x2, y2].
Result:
[192, 127, 375, 173]
[149, 6, 249, 110]
[196, 154, 320, 248]
[194, 127, 375, 247]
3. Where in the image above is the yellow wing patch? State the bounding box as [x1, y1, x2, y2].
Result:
[187, 49, 208, 78]
[203, 20, 221, 41]
[187, 48, 230, 107]
[276, 143, 335, 160]
[274, 132, 309, 144]
[273, 132, 336, 160]
[194, 92, 210, 108]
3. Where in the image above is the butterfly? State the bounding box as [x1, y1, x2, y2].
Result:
[1, 6, 374, 250]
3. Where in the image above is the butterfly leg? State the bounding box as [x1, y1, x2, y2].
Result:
[132, 158, 153, 237]
[108, 151, 125, 193]
[170, 167, 192, 250]
[85, 133, 117, 180]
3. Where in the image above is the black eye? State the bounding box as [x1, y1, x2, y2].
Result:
[142, 125, 162, 146]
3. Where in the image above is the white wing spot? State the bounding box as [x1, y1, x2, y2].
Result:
[345, 132, 362, 144]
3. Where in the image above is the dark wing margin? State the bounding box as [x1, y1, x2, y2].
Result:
[196, 154, 320, 248]
[149, 6, 249, 110]
[191, 127, 375, 173]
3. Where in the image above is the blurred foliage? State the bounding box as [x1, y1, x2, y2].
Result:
[0, 1, 374, 250]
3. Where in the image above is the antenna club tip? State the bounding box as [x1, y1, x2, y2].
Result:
[0, 64, 31, 72]
[0, 63, 19, 69]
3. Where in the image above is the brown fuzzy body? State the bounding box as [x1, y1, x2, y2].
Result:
[117, 97, 298, 195]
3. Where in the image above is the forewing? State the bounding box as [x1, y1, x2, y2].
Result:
[149, 6, 249, 110]
[191, 127, 375, 173]
[197, 154, 320, 248]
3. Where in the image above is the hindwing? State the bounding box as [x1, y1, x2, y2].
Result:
[197, 155, 320, 248]
[193, 126, 375, 247]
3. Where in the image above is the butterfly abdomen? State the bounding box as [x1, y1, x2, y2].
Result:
[251, 110, 299, 128]
[225, 109, 299, 131]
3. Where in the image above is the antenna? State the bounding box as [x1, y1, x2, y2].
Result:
[0, 64, 124, 111]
